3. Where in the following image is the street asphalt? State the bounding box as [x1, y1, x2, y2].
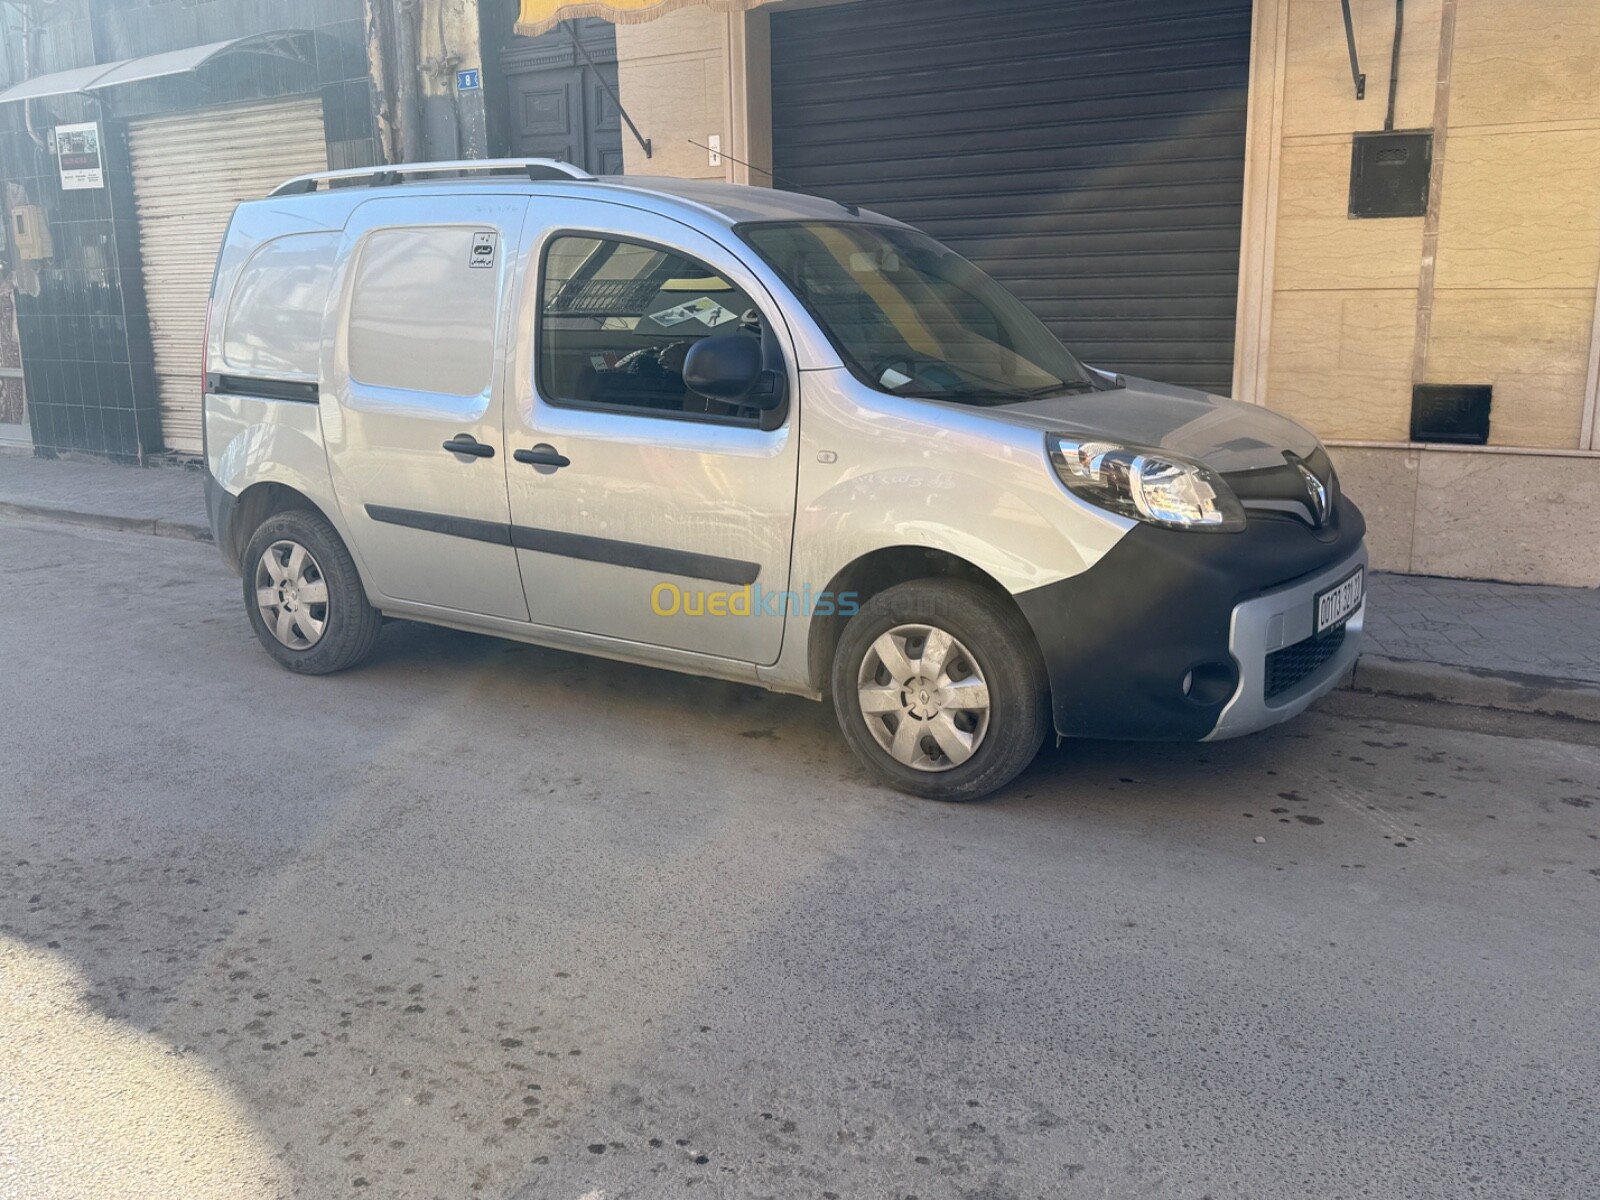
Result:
[1, 516, 1597, 1200]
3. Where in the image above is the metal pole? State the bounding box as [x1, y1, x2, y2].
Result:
[562, 21, 650, 159]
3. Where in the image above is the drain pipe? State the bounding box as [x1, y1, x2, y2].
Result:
[391, 0, 424, 161]
[18, 5, 47, 151]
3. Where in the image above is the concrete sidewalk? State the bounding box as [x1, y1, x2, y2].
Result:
[1353, 573, 1600, 722]
[3, 451, 1598, 722]
[0, 450, 209, 541]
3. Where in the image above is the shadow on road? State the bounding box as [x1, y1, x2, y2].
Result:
[4, 525, 1598, 1199]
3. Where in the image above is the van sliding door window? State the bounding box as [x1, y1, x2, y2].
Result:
[348, 227, 500, 396]
[539, 234, 763, 422]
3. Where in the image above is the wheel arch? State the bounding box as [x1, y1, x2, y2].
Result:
[805, 546, 1045, 699]
[227, 481, 337, 574]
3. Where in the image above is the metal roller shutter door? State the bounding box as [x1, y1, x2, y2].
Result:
[770, 0, 1252, 394]
[127, 98, 328, 454]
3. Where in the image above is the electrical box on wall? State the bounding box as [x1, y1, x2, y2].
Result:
[8, 205, 52, 261]
[1412, 384, 1492, 445]
[1349, 131, 1432, 218]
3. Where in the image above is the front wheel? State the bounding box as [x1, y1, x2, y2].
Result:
[831, 580, 1049, 801]
[242, 509, 382, 675]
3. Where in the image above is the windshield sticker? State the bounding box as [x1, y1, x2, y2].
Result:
[850, 249, 900, 274]
[879, 366, 914, 389]
[468, 232, 497, 268]
[648, 296, 740, 328]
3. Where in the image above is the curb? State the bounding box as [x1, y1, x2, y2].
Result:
[0, 501, 212, 543]
[6, 497, 1599, 725]
[1343, 654, 1600, 725]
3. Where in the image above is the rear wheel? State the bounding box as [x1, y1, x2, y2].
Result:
[831, 579, 1049, 800]
[242, 509, 382, 674]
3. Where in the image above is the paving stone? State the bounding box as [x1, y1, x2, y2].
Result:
[0, 453, 207, 533]
[1366, 571, 1600, 688]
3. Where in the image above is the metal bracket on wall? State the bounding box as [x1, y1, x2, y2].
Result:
[561, 20, 651, 159]
[1341, 0, 1366, 100]
[1384, 0, 1404, 131]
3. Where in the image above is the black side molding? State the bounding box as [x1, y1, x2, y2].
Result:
[363, 505, 760, 586]
[511, 526, 759, 586]
[210, 374, 320, 404]
[365, 505, 511, 546]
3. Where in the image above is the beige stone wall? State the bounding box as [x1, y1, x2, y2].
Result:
[1245, 0, 1600, 584]
[615, 6, 730, 179]
[1433, 0, 1600, 448]
[1262, 0, 1600, 452]
[1332, 444, 1600, 586]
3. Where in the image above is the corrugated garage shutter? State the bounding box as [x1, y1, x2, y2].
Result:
[770, 0, 1252, 394]
[128, 98, 328, 454]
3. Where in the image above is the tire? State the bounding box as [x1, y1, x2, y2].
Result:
[241, 508, 383, 675]
[831, 579, 1049, 801]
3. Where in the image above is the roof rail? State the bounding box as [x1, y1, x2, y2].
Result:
[269, 158, 596, 197]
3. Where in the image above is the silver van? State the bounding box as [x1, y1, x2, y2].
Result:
[203, 159, 1366, 801]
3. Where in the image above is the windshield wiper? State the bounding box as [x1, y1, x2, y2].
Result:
[896, 381, 1092, 403]
[959, 381, 1096, 400]
[1024, 380, 1098, 397]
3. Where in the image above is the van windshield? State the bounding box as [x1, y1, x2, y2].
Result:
[739, 221, 1104, 405]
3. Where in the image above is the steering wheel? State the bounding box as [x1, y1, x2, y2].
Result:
[613, 340, 689, 375]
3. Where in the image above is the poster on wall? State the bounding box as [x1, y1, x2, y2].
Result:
[56, 123, 105, 190]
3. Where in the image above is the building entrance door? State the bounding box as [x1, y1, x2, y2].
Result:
[498, 18, 623, 175]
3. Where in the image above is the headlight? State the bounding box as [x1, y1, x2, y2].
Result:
[1047, 434, 1245, 532]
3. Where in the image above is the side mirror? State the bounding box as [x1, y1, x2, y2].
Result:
[683, 335, 781, 410]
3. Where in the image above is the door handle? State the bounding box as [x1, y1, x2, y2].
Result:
[513, 445, 571, 469]
[443, 434, 495, 459]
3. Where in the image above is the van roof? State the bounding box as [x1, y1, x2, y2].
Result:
[261, 158, 899, 231]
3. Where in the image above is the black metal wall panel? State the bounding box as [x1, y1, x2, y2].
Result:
[1, 0, 378, 459]
[770, 0, 1252, 394]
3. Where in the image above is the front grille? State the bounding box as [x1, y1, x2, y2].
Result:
[1265, 625, 1347, 701]
[1224, 448, 1338, 529]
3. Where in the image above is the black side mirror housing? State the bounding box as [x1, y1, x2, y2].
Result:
[683, 335, 782, 410]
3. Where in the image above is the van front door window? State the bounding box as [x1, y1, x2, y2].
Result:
[539, 234, 767, 423]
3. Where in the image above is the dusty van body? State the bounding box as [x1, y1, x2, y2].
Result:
[204, 161, 1365, 800]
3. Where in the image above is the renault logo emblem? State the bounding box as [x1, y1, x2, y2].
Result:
[1297, 464, 1329, 527]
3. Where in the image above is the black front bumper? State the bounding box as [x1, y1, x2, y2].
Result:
[1013, 497, 1366, 742]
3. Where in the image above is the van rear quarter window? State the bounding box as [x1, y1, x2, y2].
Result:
[348, 227, 499, 396]
[222, 232, 338, 378]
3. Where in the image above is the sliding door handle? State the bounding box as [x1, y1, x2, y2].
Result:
[513, 445, 571, 469]
[443, 434, 495, 459]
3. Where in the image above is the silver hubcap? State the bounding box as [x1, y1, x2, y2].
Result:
[857, 624, 991, 772]
[255, 540, 329, 650]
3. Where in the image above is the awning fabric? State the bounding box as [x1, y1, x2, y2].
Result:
[515, 0, 780, 39]
[0, 30, 312, 105]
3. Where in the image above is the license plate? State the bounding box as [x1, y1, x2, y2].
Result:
[1315, 567, 1364, 635]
